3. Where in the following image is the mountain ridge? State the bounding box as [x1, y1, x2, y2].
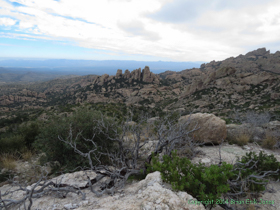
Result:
[0, 47, 280, 121]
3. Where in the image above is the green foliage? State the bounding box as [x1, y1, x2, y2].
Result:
[33, 107, 118, 171]
[0, 112, 29, 128]
[237, 151, 280, 180]
[147, 150, 280, 207]
[0, 134, 25, 153]
[227, 151, 280, 197]
[0, 170, 14, 183]
[221, 118, 232, 124]
[19, 122, 40, 150]
[147, 151, 234, 208]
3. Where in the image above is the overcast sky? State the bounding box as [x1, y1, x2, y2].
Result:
[0, 0, 280, 62]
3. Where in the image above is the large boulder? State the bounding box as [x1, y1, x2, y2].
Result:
[179, 113, 227, 144]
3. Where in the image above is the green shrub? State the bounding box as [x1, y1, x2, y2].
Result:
[147, 151, 234, 208]
[0, 170, 14, 183]
[147, 150, 280, 207]
[0, 134, 25, 153]
[229, 151, 280, 198]
[19, 122, 40, 150]
[33, 107, 118, 171]
[237, 151, 280, 180]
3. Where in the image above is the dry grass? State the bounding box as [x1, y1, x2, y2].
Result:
[262, 132, 277, 150]
[0, 153, 19, 170]
[235, 133, 250, 146]
[21, 149, 33, 161]
[247, 204, 256, 210]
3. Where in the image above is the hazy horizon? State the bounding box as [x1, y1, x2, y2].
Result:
[0, 58, 204, 76]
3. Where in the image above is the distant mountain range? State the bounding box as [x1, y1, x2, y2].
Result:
[0, 67, 79, 85]
[0, 59, 203, 76]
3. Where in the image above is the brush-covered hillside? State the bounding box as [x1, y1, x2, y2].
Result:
[0, 48, 280, 129]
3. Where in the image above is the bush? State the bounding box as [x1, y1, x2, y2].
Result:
[33, 107, 118, 171]
[0, 170, 14, 183]
[147, 151, 280, 207]
[262, 130, 280, 150]
[147, 151, 234, 208]
[237, 151, 280, 181]
[235, 133, 250, 146]
[262, 135, 277, 149]
[0, 153, 19, 170]
[0, 134, 25, 154]
[229, 151, 280, 198]
[19, 122, 40, 150]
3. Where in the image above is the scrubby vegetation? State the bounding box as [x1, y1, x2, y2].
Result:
[0, 104, 280, 209]
[33, 107, 118, 171]
[147, 150, 234, 209]
[147, 150, 280, 209]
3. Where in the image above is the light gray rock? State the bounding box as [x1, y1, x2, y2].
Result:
[64, 203, 79, 209]
[51, 170, 97, 188]
[147, 117, 159, 123]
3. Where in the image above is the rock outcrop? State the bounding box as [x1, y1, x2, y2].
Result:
[179, 113, 227, 144]
[0, 171, 205, 210]
[113, 66, 160, 84]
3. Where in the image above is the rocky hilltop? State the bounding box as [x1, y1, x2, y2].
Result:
[0, 48, 280, 119]
[200, 48, 280, 74]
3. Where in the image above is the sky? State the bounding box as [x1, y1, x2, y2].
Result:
[0, 0, 280, 62]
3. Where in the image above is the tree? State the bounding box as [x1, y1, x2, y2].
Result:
[57, 111, 200, 196]
[33, 107, 118, 171]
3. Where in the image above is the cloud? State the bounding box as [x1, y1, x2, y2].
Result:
[0, 17, 17, 26]
[1, 0, 280, 61]
[118, 20, 160, 41]
[147, 0, 274, 23]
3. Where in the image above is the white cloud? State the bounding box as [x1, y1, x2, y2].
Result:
[118, 20, 161, 41]
[1, 0, 280, 61]
[0, 17, 17, 26]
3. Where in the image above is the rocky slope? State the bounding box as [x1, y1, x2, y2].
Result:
[0, 48, 280, 120]
[1, 143, 279, 210]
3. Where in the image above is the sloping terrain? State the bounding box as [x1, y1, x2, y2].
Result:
[0, 48, 280, 123]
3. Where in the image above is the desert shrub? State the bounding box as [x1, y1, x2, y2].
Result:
[262, 130, 280, 149]
[0, 153, 19, 170]
[227, 133, 250, 146]
[33, 107, 118, 171]
[0, 170, 14, 184]
[19, 122, 40, 150]
[221, 118, 232, 124]
[244, 111, 271, 127]
[229, 151, 280, 198]
[237, 151, 280, 181]
[262, 135, 277, 149]
[21, 149, 33, 161]
[147, 150, 280, 208]
[147, 151, 234, 209]
[0, 134, 25, 153]
[235, 133, 250, 146]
